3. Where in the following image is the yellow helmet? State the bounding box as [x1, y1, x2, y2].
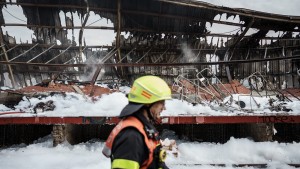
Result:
[119, 75, 171, 117]
[128, 75, 171, 103]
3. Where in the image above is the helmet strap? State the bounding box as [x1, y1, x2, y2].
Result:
[145, 104, 157, 124]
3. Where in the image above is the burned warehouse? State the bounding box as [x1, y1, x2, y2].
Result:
[0, 0, 300, 154]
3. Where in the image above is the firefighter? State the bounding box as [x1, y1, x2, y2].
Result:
[102, 75, 171, 169]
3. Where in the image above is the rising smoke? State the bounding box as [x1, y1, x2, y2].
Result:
[181, 43, 198, 63]
[79, 52, 106, 82]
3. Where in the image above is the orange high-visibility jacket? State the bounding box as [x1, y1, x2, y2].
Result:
[102, 116, 159, 169]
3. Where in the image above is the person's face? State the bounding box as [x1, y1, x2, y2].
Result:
[149, 100, 166, 122]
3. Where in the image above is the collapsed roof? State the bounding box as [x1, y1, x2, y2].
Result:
[0, 0, 300, 90]
[2, 0, 299, 35]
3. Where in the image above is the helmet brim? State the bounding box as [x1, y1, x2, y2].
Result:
[119, 102, 144, 118]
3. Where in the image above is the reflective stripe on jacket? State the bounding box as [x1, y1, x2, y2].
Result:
[102, 116, 159, 169]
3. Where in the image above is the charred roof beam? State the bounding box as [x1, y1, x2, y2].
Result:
[158, 0, 300, 24]
[224, 18, 255, 81]
[1, 54, 300, 67]
[0, 23, 114, 30]
[3, 1, 299, 33]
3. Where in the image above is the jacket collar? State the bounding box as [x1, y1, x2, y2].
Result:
[134, 111, 159, 140]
